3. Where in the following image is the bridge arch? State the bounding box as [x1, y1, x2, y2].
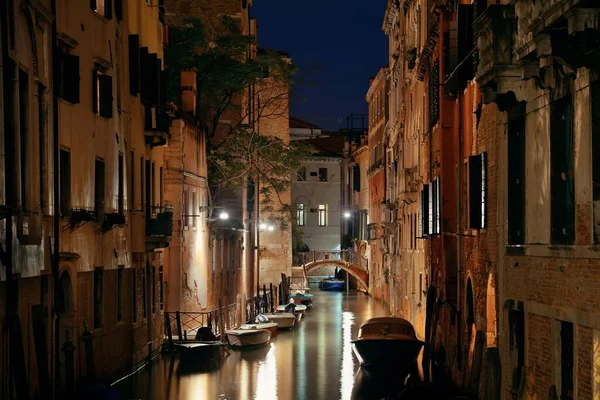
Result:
[304, 260, 369, 291]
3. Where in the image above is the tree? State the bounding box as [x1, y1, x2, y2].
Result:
[164, 16, 311, 223]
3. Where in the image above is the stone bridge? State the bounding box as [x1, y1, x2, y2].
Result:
[292, 250, 369, 290]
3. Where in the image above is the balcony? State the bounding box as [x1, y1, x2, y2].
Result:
[473, 4, 521, 106]
[102, 212, 126, 231]
[68, 207, 95, 231]
[146, 206, 173, 249]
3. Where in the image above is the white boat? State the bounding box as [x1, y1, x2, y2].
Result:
[257, 313, 296, 329]
[276, 304, 307, 313]
[226, 328, 271, 347]
[239, 322, 279, 336]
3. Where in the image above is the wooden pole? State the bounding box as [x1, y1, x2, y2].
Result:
[218, 298, 225, 343]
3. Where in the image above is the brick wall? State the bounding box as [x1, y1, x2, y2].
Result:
[526, 314, 553, 399]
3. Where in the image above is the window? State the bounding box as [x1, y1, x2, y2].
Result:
[318, 168, 328, 182]
[93, 268, 104, 328]
[5, 60, 17, 207]
[159, 266, 164, 310]
[318, 204, 328, 226]
[560, 321, 574, 400]
[551, 96, 574, 244]
[297, 166, 306, 181]
[508, 309, 525, 393]
[92, 70, 113, 118]
[367, 223, 377, 240]
[128, 35, 140, 96]
[91, 0, 112, 19]
[432, 178, 441, 234]
[151, 266, 156, 314]
[296, 203, 306, 226]
[117, 267, 124, 322]
[19, 70, 29, 211]
[151, 162, 156, 206]
[118, 152, 124, 214]
[428, 183, 434, 235]
[60, 149, 71, 216]
[145, 160, 151, 213]
[95, 159, 105, 219]
[469, 153, 487, 229]
[132, 269, 137, 323]
[58, 53, 80, 104]
[508, 104, 526, 244]
[130, 151, 135, 209]
[353, 164, 361, 191]
[420, 184, 429, 236]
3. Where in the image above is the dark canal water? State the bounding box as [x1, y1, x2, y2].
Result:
[115, 288, 411, 400]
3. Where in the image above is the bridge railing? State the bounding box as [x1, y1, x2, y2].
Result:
[293, 250, 368, 271]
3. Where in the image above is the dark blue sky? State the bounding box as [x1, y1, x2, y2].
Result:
[251, 0, 389, 131]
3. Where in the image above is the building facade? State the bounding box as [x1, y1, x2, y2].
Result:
[366, 67, 389, 301]
[292, 133, 345, 252]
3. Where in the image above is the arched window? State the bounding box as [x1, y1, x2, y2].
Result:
[353, 164, 361, 191]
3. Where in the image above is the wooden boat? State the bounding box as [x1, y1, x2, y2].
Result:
[351, 317, 423, 370]
[277, 304, 307, 313]
[257, 313, 296, 329]
[320, 278, 345, 291]
[174, 341, 223, 361]
[226, 328, 271, 348]
[239, 322, 279, 336]
[289, 292, 313, 306]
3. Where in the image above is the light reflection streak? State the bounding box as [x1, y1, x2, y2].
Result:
[254, 344, 277, 400]
[340, 311, 355, 400]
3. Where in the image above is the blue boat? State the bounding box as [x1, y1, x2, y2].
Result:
[289, 292, 313, 306]
[320, 278, 345, 291]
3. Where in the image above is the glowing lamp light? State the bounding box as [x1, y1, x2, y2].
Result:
[219, 211, 229, 220]
[267, 225, 275, 232]
[343, 212, 351, 219]
[259, 222, 268, 230]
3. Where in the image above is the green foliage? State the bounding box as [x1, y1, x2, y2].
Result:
[164, 16, 309, 221]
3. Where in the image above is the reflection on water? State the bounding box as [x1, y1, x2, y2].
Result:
[115, 289, 394, 400]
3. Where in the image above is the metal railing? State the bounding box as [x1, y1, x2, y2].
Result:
[147, 205, 174, 237]
[245, 285, 275, 322]
[164, 301, 238, 342]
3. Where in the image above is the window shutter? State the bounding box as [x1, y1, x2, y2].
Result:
[92, 70, 98, 114]
[430, 60, 440, 128]
[115, 0, 122, 20]
[457, 4, 474, 88]
[90, 0, 97, 11]
[62, 53, 80, 104]
[139, 47, 149, 103]
[469, 153, 485, 229]
[421, 184, 429, 236]
[105, 0, 112, 19]
[99, 74, 113, 118]
[128, 35, 140, 96]
[508, 105, 526, 244]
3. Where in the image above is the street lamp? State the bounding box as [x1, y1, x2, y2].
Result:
[219, 211, 229, 220]
[343, 211, 352, 219]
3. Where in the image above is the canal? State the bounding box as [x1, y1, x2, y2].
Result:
[114, 288, 409, 400]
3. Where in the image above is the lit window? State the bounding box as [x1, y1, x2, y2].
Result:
[296, 204, 305, 226]
[318, 204, 328, 227]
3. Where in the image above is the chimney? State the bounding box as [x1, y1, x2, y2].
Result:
[181, 68, 197, 115]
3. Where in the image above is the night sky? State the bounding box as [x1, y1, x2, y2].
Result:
[251, 0, 389, 131]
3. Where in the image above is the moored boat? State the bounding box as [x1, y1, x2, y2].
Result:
[320, 278, 345, 291]
[289, 292, 313, 306]
[257, 313, 296, 329]
[351, 317, 423, 371]
[239, 322, 279, 336]
[226, 328, 271, 348]
[276, 304, 307, 314]
[174, 341, 223, 361]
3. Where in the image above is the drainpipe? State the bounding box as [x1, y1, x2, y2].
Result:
[456, 91, 463, 369]
[50, 0, 61, 395]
